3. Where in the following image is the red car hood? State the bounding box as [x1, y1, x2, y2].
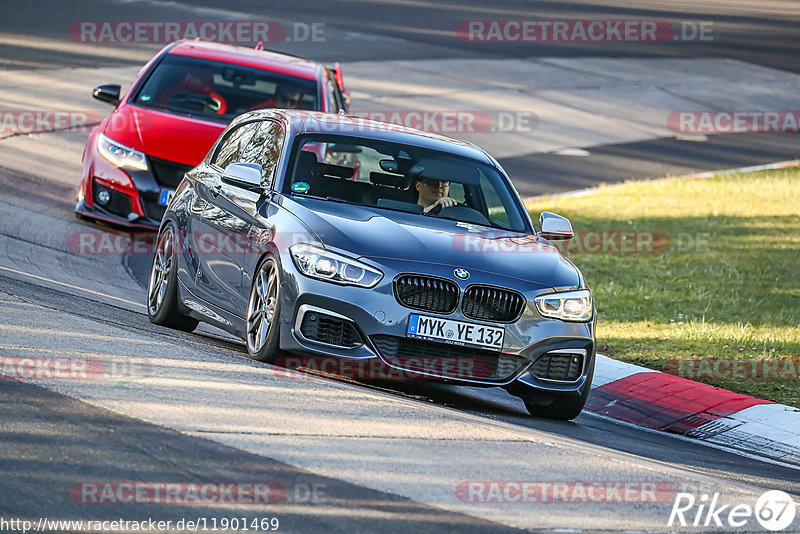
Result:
[101, 105, 226, 166]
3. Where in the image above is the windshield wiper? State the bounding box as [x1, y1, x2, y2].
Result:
[136, 102, 176, 114]
[425, 212, 506, 231]
[324, 196, 364, 206]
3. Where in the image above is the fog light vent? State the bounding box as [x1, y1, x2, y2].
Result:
[300, 311, 362, 347]
[531, 351, 583, 381]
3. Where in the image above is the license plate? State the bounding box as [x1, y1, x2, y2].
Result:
[159, 189, 175, 206]
[407, 314, 504, 350]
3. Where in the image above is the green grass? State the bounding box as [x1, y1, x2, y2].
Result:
[528, 167, 800, 407]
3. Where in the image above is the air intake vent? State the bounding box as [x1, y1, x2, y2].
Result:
[148, 156, 193, 188]
[531, 351, 583, 381]
[370, 335, 529, 382]
[394, 274, 459, 314]
[300, 312, 362, 347]
[462, 285, 525, 322]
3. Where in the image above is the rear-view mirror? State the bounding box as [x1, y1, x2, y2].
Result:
[92, 83, 121, 105]
[222, 163, 263, 191]
[539, 211, 574, 241]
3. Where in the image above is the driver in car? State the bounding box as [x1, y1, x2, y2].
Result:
[415, 178, 457, 213]
[250, 84, 305, 110]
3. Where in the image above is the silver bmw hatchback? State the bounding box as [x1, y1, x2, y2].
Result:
[148, 110, 595, 420]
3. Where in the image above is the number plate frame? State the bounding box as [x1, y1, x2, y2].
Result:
[406, 313, 505, 351]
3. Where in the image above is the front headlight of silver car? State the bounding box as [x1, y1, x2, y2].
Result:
[290, 244, 383, 288]
[534, 289, 593, 322]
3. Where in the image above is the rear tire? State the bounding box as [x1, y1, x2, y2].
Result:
[523, 363, 594, 421]
[147, 223, 198, 332]
[245, 256, 282, 363]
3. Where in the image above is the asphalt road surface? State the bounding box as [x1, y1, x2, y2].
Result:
[1, 1, 800, 532]
[1, 136, 799, 533]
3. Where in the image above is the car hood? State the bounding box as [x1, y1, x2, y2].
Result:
[100, 104, 226, 166]
[283, 197, 581, 289]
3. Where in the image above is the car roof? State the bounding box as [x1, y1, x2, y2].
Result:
[245, 110, 494, 164]
[167, 40, 321, 81]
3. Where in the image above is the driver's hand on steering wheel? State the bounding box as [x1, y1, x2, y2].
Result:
[424, 196, 458, 213]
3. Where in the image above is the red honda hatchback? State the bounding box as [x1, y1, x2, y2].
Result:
[76, 39, 350, 229]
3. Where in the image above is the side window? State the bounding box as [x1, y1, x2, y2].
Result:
[241, 121, 285, 188]
[212, 123, 258, 170]
[480, 173, 511, 227]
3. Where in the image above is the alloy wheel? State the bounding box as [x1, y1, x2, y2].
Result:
[148, 227, 174, 316]
[247, 261, 278, 354]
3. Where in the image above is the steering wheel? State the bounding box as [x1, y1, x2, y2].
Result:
[436, 204, 491, 226]
[168, 92, 225, 114]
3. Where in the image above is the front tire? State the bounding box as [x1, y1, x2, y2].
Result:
[147, 223, 198, 332]
[245, 256, 282, 362]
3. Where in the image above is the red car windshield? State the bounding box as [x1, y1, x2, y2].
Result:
[133, 54, 319, 123]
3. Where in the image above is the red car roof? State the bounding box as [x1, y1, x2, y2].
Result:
[168, 40, 321, 80]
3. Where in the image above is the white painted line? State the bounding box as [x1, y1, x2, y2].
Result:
[674, 134, 708, 142]
[0, 264, 145, 310]
[553, 147, 591, 157]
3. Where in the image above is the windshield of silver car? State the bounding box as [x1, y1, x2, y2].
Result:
[284, 135, 530, 232]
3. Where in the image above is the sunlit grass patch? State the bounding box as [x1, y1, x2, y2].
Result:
[529, 168, 800, 406]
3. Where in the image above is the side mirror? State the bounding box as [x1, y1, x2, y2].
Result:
[92, 83, 121, 105]
[539, 211, 574, 241]
[222, 162, 263, 191]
